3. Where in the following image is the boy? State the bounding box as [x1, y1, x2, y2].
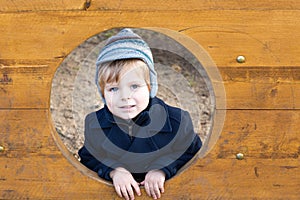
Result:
[78, 28, 202, 200]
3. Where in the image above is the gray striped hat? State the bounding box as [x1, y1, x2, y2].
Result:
[95, 28, 158, 103]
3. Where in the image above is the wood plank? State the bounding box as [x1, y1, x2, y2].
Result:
[208, 109, 300, 159]
[171, 158, 299, 200]
[0, 0, 299, 12]
[84, 0, 300, 11]
[0, 0, 84, 12]
[220, 67, 300, 109]
[0, 10, 299, 67]
[1, 158, 298, 199]
[0, 109, 299, 199]
[0, 62, 58, 108]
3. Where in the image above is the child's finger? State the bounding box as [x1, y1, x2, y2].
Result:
[120, 186, 130, 200]
[126, 185, 135, 200]
[150, 187, 158, 199]
[144, 182, 151, 197]
[147, 183, 157, 199]
[158, 181, 164, 193]
[114, 185, 123, 198]
[152, 183, 161, 199]
[132, 182, 141, 196]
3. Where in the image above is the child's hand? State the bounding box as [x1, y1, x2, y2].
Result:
[110, 167, 141, 200]
[140, 170, 165, 199]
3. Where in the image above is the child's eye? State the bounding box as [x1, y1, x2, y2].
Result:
[131, 84, 139, 90]
[108, 87, 118, 92]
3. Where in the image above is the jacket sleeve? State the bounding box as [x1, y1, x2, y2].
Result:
[78, 112, 119, 182]
[78, 146, 114, 181]
[160, 135, 202, 180]
[153, 110, 202, 180]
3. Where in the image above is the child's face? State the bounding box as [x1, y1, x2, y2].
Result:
[104, 60, 150, 120]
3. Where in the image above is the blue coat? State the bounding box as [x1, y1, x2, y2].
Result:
[78, 97, 202, 182]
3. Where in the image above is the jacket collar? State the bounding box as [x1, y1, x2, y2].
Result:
[96, 97, 172, 132]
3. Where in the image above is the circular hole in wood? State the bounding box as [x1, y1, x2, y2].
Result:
[50, 27, 225, 183]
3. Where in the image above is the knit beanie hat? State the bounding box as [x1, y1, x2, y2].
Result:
[95, 28, 158, 103]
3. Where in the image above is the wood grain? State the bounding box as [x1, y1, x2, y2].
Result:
[0, 10, 299, 67]
[0, 63, 57, 108]
[0, 0, 299, 12]
[220, 67, 300, 109]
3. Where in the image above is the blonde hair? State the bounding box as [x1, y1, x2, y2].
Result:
[97, 59, 151, 97]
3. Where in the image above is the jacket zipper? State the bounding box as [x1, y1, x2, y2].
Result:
[111, 120, 134, 141]
[128, 125, 133, 141]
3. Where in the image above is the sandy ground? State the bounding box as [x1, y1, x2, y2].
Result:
[50, 28, 213, 157]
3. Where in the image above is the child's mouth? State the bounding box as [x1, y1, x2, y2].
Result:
[120, 105, 135, 109]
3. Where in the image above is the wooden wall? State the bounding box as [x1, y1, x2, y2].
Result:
[0, 0, 299, 199]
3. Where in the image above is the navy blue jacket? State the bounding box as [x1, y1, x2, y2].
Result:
[78, 97, 202, 182]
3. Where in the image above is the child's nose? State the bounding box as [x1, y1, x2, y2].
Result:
[120, 87, 132, 100]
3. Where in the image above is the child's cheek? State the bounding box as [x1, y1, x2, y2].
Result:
[105, 100, 114, 114]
